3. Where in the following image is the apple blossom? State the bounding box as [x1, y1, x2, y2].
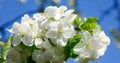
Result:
[74, 28, 110, 62]
[0, 6, 110, 63]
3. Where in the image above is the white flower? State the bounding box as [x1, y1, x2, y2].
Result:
[31, 21, 43, 48]
[32, 47, 65, 63]
[46, 22, 75, 46]
[74, 28, 110, 61]
[34, 38, 43, 48]
[44, 6, 69, 21]
[60, 13, 77, 26]
[32, 50, 53, 63]
[10, 21, 33, 46]
[50, 46, 65, 63]
[44, 6, 60, 20]
[41, 38, 52, 49]
[2, 5, 111, 63]
[9, 14, 44, 47]
[10, 14, 34, 46]
[3, 46, 30, 63]
[93, 31, 110, 47]
[51, 56, 65, 63]
[21, 14, 33, 24]
[33, 13, 46, 22]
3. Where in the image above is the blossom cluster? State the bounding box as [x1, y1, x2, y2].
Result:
[0, 6, 110, 63]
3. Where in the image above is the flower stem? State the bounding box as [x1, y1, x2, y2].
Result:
[0, 42, 5, 47]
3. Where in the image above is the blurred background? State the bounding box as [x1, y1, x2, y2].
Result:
[0, 0, 120, 63]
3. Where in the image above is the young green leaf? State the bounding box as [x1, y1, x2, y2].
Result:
[80, 17, 98, 33]
[1, 36, 13, 60]
[64, 34, 82, 60]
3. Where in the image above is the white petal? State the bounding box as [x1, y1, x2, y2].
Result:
[74, 42, 86, 54]
[56, 37, 67, 46]
[93, 26, 101, 35]
[22, 34, 33, 46]
[61, 14, 77, 26]
[42, 39, 52, 49]
[21, 22, 31, 33]
[67, 14, 77, 23]
[32, 50, 42, 61]
[46, 30, 58, 38]
[21, 14, 33, 23]
[40, 20, 51, 30]
[82, 31, 92, 42]
[63, 27, 75, 38]
[35, 38, 43, 48]
[49, 22, 59, 30]
[59, 6, 67, 12]
[43, 50, 53, 61]
[54, 14, 61, 20]
[99, 31, 110, 46]
[65, 9, 74, 15]
[44, 6, 61, 20]
[33, 13, 46, 21]
[44, 6, 58, 17]
[12, 35, 21, 46]
[32, 22, 39, 33]
[11, 22, 22, 34]
[97, 47, 107, 57]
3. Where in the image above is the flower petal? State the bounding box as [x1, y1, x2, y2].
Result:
[97, 47, 107, 58]
[63, 27, 75, 38]
[33, 13, 46, 21]
[46, 30, 58, 39]
[11, 22, 22, 34]
[82, 31, 92, 43]
[22, 33, 33, 46]
[12, 35, 21, 46]
[56, 37, 67, 46]
[44, 6, 61, 20]
[35, 38, 43, 48]
[21, 14, 33, 24]
[42, 39, 52, 49]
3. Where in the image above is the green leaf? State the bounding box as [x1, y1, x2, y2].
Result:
[64, 34, 82, 60]
[69, 34, 82, 49]
[1, 36, 13, 60]
[73, 16, 81, 26]
[0, 58, 4, 63]
[80, 17, 98, 33]
[69, 34, 82, 58]
[73, 16, 82, 31]
[0, 41, 5, 47]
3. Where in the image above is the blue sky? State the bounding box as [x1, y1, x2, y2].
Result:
[0, 0, 120, 63]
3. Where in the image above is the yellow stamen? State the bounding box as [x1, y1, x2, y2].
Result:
[34, 33, 39, 38]
[42, 30, 47, 34]
[86, 43, 92, 49]
[60, 8, 64, 13]
[20, 32, 25, 37]
[45, 13, 49, 19]
[58, 28, 63, 33]
[69, 21, 73, 26]
[29, 23, 33, 28]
